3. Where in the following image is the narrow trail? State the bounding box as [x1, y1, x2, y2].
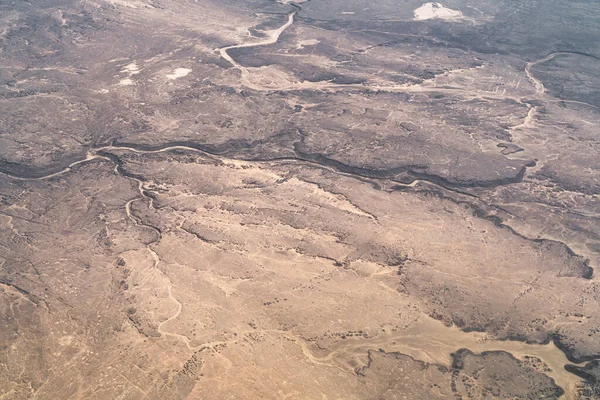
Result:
[525, 53, 557, 95]
[500, 50, 600, 179]
[121, 171, 215, 350]
[157, 313, 585, 398]
[216, 3, 515, 98]
[0, 144, 425, 189]
[220, 9, 297, 90]
[525, 51, 600, 97]
[156, 283, 186, 342]
[292, 315, 582, 398]
[216, 9, 599, 192]
[118, 159, 187, 347]
[3, 21, 573, 190]
[215, 4, 580, 113]
[0, 141, 593, 278]
[2, 152, 113, 182]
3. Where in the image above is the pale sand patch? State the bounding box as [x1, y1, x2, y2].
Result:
[115, 61, 140, 86]
[122, 62, 140, 75]
[107, 0, 139, 8]
[166, 68, 192, 80]
[414, 2, 463, 21]
[296, 39, 320, 50]
[58, 335, 73, 346]
[118, 78, 134, 86]
[106, 0, 158, 8]
[244, 65, 298, 89]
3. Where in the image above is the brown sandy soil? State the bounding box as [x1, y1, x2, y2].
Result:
[1, 0, 600, 398]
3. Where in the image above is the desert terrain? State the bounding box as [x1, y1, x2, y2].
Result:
[1, 0, 599, 398]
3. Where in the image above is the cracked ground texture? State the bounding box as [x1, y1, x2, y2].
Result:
[1, 0, 600, 399]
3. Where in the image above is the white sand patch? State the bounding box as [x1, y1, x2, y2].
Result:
[296, 39, 320, 50]
[245, 65, 297, 90]
[341, 12, 355, 15]
[166, 68, 192, 80]
[122, 62, 140, 75]
[107, 0, 138, 8]
[114, 61, 141, 86]
[106, 0, 156, 8]
[414, 2, 463, 21]
[118, 78, 134, 86]
[58, 335, 73, 346]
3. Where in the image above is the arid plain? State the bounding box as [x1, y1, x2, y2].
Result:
[1, 0, 600, 398]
